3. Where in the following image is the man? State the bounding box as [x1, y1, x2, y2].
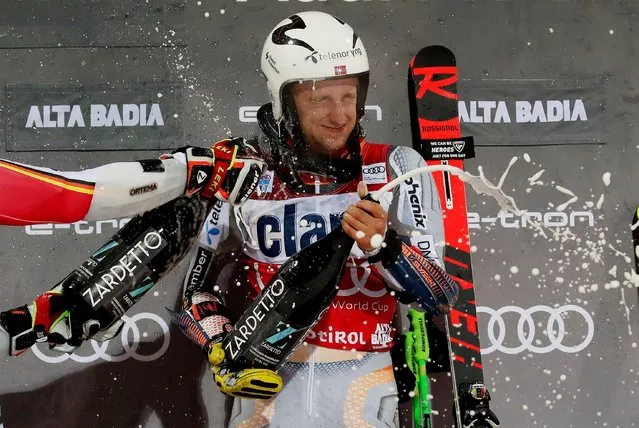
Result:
[0, 10, 458, 427]
[174, 11, 458, 427]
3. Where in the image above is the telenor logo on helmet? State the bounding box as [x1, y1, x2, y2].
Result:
[304, 48, 363, 63]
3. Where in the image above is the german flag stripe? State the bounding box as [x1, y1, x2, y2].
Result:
[0, 160, 94, 195]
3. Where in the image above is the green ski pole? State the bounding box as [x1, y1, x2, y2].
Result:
[404, 330, 422, 427]
[408, 308, 432, 428]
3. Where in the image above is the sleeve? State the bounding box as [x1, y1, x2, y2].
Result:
[181, 198, 233, 303]
[171, 198, 239, 352]
[386, 145, 445, 265]
[368, 145, 459, 313]
[0, 155, 189, 225]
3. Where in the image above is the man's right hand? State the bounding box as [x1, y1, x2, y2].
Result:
[166, 138, 266, 206]
[208, 342, 283, 399]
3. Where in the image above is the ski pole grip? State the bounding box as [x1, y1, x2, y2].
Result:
[408, 308, 429, 362]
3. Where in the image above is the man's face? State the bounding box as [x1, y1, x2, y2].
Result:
[291, 77, 358, 155]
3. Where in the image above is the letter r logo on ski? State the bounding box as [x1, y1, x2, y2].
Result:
[411, 66, 458, 100]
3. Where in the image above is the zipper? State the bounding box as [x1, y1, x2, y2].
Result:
[305, 344, 316, 416]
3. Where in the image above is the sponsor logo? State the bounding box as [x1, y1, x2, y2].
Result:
[403, 177, 426, 229]
[185, 248, 213, 295]
[216, 143, 233, 155]
[467, 210, 595, 229]
[459, 99, 587, 124]
[81, 230, 165, 308]
[305, 329, 366, 346]
[241, 170, 261, 202]
[210, 164, 227, 194]
[303, 48, 363, 63]
[409, 234, 438, 263]
[25, 104, 165, 128]
[370, 323, 393, 347]
[304, 49, 363, 62]
[252, 259, 389, 299]
[257, 203, 343, 258]
[206, 200, 224, 245]
[478, 304, 594, 354]
[239, 105, 383, 122]
[31, 312, 170, 363]
[225, 279, 286, 359]
[25, 218, 131, 236]
[361, 162, 387, 185]
[129, 183, 158, 197]
[264, 321, 299, 355]
[197, 170, 208, 184]
[258, 170, 274, 194]
[421, 124, 459, 133]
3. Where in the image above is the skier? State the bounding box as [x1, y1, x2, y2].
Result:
[173, 11, 458, 427]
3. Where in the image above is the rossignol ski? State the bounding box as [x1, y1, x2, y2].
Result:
[407, 45, 500, 428]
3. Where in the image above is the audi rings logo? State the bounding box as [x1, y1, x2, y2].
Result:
[362, 165, 386, 175]
[478, 305, 594, 355]
[31, 312, 170, 364]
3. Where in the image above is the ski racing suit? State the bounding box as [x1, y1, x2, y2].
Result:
[182, 138, 452, 428]
[0, 141, 268, 361]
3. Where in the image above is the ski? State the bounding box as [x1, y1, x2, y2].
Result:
[407, 45, 499, 428]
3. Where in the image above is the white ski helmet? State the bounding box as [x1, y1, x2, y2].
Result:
[261, 11, 370, 124]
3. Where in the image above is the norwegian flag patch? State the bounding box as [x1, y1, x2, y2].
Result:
[334, 65, 347, 75]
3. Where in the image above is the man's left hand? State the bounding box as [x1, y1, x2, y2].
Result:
[342, 200, 388, 253]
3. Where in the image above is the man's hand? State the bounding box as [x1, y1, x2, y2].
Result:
[0, 284, 115, 357]
[208, 343, 283, 399]
[201, 138, 266, 206]
[170, 292, 283, 399]
[163, 138, 266, 206]
[342, 199, 388, 253]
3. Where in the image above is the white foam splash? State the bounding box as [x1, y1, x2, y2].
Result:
[498, 157, 519, 189]
[555, 186, 578, 211]
[621, 288, 632, 335]
[608, 244, 632, 264]
[373, 164, 520, 216]
[602, 172, 611, 187]
[528, 169, 545, 186]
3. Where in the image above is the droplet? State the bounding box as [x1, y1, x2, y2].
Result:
[370, 233, 384, 248]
